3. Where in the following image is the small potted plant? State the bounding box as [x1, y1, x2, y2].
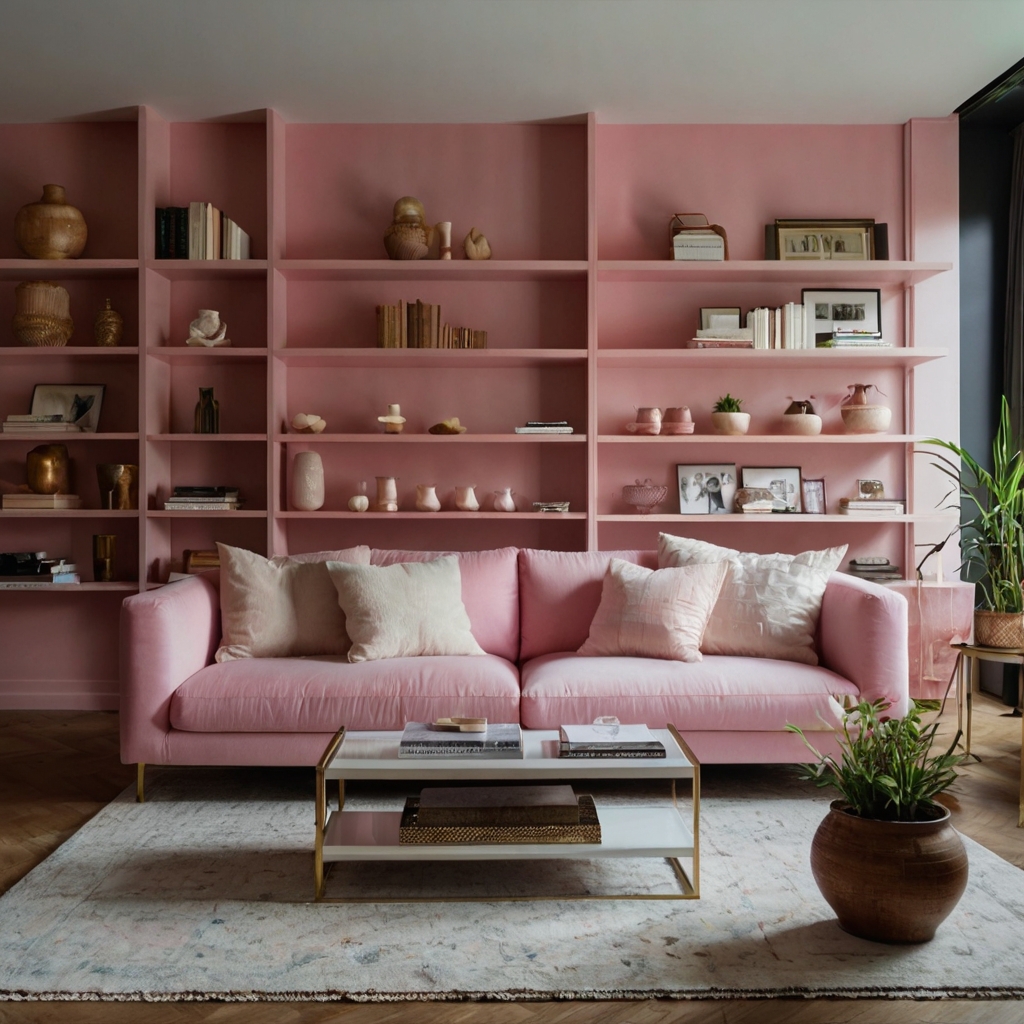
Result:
[787, 699, 967, 943]
[710, 393, 750, 435]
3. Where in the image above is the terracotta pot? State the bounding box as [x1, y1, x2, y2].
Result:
[973, 609, 1024, 649]
[15, 185, 87, 259]
[810, 800, 968, 943]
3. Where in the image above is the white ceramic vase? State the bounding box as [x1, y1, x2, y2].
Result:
[455, 484, 480, 511]
[493, 487, 516, 512]
[416, 484, 441, 512]
[373, 476, 399, 512]
[711, 411, 750, 435]
[291, 451, 325, 511]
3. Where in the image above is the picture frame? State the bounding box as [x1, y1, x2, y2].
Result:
[676, 463, 737, 515]
[802, 478, 826, 515]
[700, 306, 742, 331]
[740, 466, 802, 512]
[801, 288, 882, 349]
[775, 219, 875, 262]
[30, 383, 105, 433]
[858, 478, 886, 499]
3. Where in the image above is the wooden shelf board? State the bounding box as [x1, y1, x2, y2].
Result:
[147, 510, 268, 518]
[596, 347, 947, 370]
[0, 509, 140, 518]
[0, 581, 139, 592]
[0, 432, 139, 442]
[597, 260, 952, 285]
[274, 347, 587, 369]
[0, 259, 139, 280]
[277, 511, 586, 520]
[273, 432, 585, 443]
[147, 347, 268, 364]
[145, 259, 268, 280]
[275, 259, 588, 282]
[598, 434, 921, 444]
[147, 433, 268, 442]
[598, 513, 953, 523]
[0, 346, 140, 360]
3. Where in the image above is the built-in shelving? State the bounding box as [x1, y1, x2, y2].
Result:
[596, 348, 947, 370]
[275, 433, 586, 444]
[597, 260, 952, 285]
[276, 259, 588, 282]
[274, 348, 587, 369]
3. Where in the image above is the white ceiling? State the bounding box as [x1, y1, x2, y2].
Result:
[2, 0, 1023, 125]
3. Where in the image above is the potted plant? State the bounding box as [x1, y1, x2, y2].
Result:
[787, 698, 967, 943]
[710, 393, 750, 435]
[924, 395, 1024, 648]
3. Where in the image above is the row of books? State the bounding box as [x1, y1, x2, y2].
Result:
[155, 203, 252, 260]
[838, 497, 905, 516]
[164, 486, 242, 512]
[514, 421, 574, 434]
[2, 414, 82, 434]
[376, 299, 488, 349]
[747, 303, 808, 350]
[2, 493, 82, 510]
[846, 557, 902, 581]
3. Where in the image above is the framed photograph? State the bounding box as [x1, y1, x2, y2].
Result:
[801, 288, 882, 349]
[676, 463, 737, 515]
[802, 478, 826, 515]
[30, 383, 105, 432]
[775, 219, 875, 262]
[741, 466, 802, 512]
[700, 306, 742, 331]
[858, 478, 886, 499]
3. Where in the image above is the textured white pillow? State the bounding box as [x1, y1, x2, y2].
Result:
[657, 534, 847, 665]
[578, 558, 727, 662]
[327, 555, 486, 662]
[215, 543, 371, 662]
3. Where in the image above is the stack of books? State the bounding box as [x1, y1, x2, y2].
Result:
[514, 421, 573, 434]
[747, 304, 807, 350]
[816, 330, 890, 349]
[672, 230, 725, 260]
[846, 557, 902, 582]
[398, 721, 523, 759]
[686, 327, 754, 349]
[838, 497, 905, 516]
[2, 493, 82, 510]
[2, 414, 82, 434]
[154, 203, 251, 260]
[164, 486, 242, 511]
[167, 548, 222, 582]
[0, 553, 79, 587]
[532, 500, 570, 513]
[375, 299, 488, 349]
[559, 723, 666, 758]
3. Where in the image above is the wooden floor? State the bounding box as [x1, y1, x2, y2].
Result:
[0, 697, 1022, 1023]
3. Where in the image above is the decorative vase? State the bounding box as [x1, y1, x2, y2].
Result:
[27, 444, 71, 494]
[493, 487, 516, 512]
[348, 480, 370, 512]
[378, 403, 406, 434]
[12, 280, 73, 347]
[810, 800, 968, 943]
[15, 185, 87, 259]
[186, 309, 230, 347]
[93, 299, 123, 346]
[841, 383, 891, 434]
[781, 398, 822, 435]
[92, 534, 116, 583]
[625, 407, 663, 435]
[622, 478, 668, 514]
[383, 197, 431, 260]
[973, 609, 1024, 649]
[416, 484, 441, 512]
[96, 463, 139, 509]
[291, 452, 325, 511]
[661, 407, 694, 435]
[373, 476, 399, 512]
[194, 387, 219, 434]
[711, 411, 750, 435]
[455, 484, 479, 511]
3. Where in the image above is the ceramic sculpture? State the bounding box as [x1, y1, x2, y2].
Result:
[291, 452, 325, 511]
[291, 413, 327, 434]
[455, 484, 480, 511]
[493, 487, 516, 512]
[841, 383, 891, 434]
[186, 309, 230, 347]
[27, 444, 70, 494]
[348, 481, 370, 512]
[625, 407, 662, 435]
[661, 407, 694, 435]
[379, 403, 406, 434]
[373, 476, 399, 512]
[464, 226, 491, 260]
[438, 221, 452, 260]
[383, 197, 433, 260]
[428, 417, 467, 434]
[416, 484, 442, 512]
[781, 398, 822, 435]
[15, 185, 87, 259]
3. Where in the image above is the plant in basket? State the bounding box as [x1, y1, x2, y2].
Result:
[787, 698, 968, 943]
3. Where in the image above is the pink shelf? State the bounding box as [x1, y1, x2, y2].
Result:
[596, 347, 946, 370]
[147, 347, 267, 364]
[597, 260, 952, 285]
[0, 582, 139, 592]
[144, 259, 268, 280]
[0, 432, 139, 442]
[147, 510, 267, 518]
[0, 346, 140, 360]
[0, 509, 140, 518]
[598, 434, 923, 444]
[598, 513, 954, 524]
[274, 433, 585, 443]
[147, 433, 268, 442]
[274, 347, 587, 369]
[276, 511, 587, 520]
[276, 259, 587, 282]
[0, 259, 139, 280]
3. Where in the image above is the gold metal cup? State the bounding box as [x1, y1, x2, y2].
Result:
[92, 534, 116, 582]
[96, 463, 139, 509]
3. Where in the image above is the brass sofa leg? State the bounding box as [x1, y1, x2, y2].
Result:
[137, 763, 145, 803]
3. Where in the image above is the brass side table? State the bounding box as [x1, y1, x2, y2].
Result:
[951, 643, 1024, 827]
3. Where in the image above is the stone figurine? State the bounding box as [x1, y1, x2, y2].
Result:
[186, 309, 230, 347]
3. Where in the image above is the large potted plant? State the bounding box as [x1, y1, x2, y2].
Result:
[788, 699, 967, 943]
[925, 395, 1024, 648]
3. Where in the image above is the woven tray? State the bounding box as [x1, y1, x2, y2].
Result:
[399, 794, 601, 845]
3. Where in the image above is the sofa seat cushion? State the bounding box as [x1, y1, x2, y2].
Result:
[170, 654, 521, 733]
[518, 652, 859, 733]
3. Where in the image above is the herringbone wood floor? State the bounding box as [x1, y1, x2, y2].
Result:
[1, 699, 1022, 1023]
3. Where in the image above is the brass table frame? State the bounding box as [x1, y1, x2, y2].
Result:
[314, 724, 700, 902]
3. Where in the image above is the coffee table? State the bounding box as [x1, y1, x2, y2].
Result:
[314, 724, 699, 902]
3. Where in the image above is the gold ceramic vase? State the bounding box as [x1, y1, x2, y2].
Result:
[94, 299, 123, 346]
[27, 444, 71, 494]
[15, 185, 88, 259]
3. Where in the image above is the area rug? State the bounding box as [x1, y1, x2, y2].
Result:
[2, 765, 1023, 1002]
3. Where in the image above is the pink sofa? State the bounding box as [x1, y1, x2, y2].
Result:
[120, 547, 910, 769]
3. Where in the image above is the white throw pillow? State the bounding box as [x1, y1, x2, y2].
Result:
[657, 534, 847, 665]
[215, 543, 371, 662]
[578, 558, 727, 662]
[327, 555, 486, 662]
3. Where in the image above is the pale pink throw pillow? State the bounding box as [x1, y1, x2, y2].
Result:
[577, 558, 727, 662]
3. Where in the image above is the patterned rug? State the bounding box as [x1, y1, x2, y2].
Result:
[2, 764, 1023, 1002]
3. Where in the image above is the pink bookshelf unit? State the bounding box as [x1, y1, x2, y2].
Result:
[0, 109, 959, 709]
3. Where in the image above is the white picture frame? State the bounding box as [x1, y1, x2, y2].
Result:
[30, 383, 106, 433]
[741, 466, 802, 512]
[676, 463, 737, 515]
[801, 288, 882, 349]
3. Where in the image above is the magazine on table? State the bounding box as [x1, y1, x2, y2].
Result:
[398, 722, 524, 758]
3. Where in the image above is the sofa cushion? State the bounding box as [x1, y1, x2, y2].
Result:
[170, 654, 521, 732]
[371, 547, 519, 661]
[518, 549, 658, 660]
[519, 651, 858, 733]
[578, 559, 726, 662]
[657, 534, 847, 666]
[328, 556, 486, 662]
[215, 543, 371, 662]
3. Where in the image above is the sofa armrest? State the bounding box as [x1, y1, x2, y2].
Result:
[119, 573, 221, 764]
[818, 573, 910, 718]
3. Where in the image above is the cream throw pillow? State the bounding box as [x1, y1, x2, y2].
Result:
[657, 534, 847, 665]
[327, 555, 486, 662]
[215, 543, 371, 662]
[578, 558, 727, 662]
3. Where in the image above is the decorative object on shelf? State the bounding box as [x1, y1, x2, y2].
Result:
[164, 486, 241, 512]
[734, 486, 776, 514]
[774, 218, 874, 262]
[661, 406, 694, 435]
[12, 281, 73, 347]
[787, 698, 967, 943]
[373, 476, 399, 512]
[802, 288, 882, 349]
[30, 383, 104, 432]
[194, 387, 220, 434]
[291, 451, 325, 511]
[96, 463, 139, 510]
[383, 196, 432, 260]
[14, 184, 87, 259]
[455, 484, 480, 511]
[291, 413, 327, 434]
[186, 309, 230, 347]
[801, 478, 827, 515]
[347, 481, 370, 512]
[463, 226, 491, 260]
[669, 212, 728, 260]
[92, 534, 115, 583]
[378, 403, 406, 434]
[533, 500, 570, 513]
[625, 406, 662, 435]
[428, 417, 467, 434]
[710, 394, 750, 436]
[741, 466, 802, 512]
[780, 397, 822, 436]
[93, 299, 123, 347]
[415, 484, 442, 512]
[493, 488, 516, 512]
[438, 221, 452, 260]
[515, 420, 572, 434]
[26, 443, 71, 494]
[699, 307, 741, 331]
[768, 221, 888, 260]
[622, 479, 668, 515]
[676, 464, 737, 514]
[841, 382, 891, 434]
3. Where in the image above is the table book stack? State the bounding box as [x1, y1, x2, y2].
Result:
[0, 552, 79, 587]
[514, 420, 573, 434]
[164, 486, 242, 511]
[397, 721, 523, 759]
[838, 497, 905, 516]
[2, 414, 82, 434]
[2, 493, 82, 510]
[559, 723, 666, 758]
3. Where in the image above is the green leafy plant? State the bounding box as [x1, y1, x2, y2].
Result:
[923, 395, 1024, 613]
[786, 698, 963, 822]
[713, 393, 743, 413]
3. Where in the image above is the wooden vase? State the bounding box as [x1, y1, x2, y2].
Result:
[15, 185, 87, 259]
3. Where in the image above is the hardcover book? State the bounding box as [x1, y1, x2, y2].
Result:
[416, 784, 579, 827]
[398, 721, 523, 758]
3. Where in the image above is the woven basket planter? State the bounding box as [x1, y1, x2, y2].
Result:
[973, 609, 1024, 649]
